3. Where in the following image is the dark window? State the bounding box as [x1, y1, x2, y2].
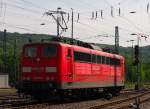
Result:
[74, 51, 91, 62]
[67, 49, 71, 57]
[43, 46, 57, 57]
[115, 59, 121, 65]
[102, 56, 105, 64]
[106, 57, 110, 65]
[110, 58, 113, 65]
[25, 47, 37, 57]
[92, 54, 96, 63]
[110, 58, 121, 66]
[97, 55, 101, 64]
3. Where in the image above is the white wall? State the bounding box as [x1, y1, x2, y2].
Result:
[0, 74, 9, 88]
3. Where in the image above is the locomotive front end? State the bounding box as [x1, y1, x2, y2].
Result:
[17, 43, 60, 95]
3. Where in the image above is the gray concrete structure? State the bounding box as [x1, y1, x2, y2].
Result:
[0, 74, 9, 88]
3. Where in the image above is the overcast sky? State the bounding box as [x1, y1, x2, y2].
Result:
[1, 0, 150, 46]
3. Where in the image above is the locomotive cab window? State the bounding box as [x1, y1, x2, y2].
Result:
[25, 47, 37, 57]
[43, 46, 57, 57]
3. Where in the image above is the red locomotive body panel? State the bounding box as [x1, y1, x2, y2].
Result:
[21, 43, 61, 86]
[60, 45, 124, 89]
[19, 41, 125, 93]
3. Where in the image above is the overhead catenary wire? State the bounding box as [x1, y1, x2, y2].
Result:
[5, 2, 43, 15]
[6, 10, 54, 23]
[19, 0, 48, 11]
[119, 16, 145, 33]
[75, 16, 139, 39]
[78, 14, 150, 41]
[0, 21, 39, 33]
[2, 2, 6, 29]
[5, 0, 51, 24]
[0, 0, 3, 17]
[2, 0, 150, 46]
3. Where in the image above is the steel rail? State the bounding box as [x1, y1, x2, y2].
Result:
[89, 90, 150, 109]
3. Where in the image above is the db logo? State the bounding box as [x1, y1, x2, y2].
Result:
[36, 58, 40, 62]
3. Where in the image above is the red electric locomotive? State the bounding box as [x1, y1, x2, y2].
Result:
[17, 40, 125, 98]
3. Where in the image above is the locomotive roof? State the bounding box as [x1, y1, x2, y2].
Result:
[24, 41, 124, 59]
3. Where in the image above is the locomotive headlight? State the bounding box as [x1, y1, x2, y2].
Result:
[22, 67, 32, 72]
[46, 67, 57, 73]
[26, 77, 31, 80]
[46, 77, 50, 81]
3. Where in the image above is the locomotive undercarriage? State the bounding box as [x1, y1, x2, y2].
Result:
[17, 80, 123, 100]
[17, 81, 58, 96]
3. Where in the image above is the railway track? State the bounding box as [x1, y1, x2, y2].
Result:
[0, 88, 149, 109]
[89, 90, 150, 109]
[0, 93, 34, 109]
[0, 97, 41, 109]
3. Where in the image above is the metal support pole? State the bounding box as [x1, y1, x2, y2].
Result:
[131, 40, 134, 61]
[13, 38, 17, 82]
[135, 37, 140, 90]
[71, 8, 74, 44]
[3, 29, 7, 73]
[45, 8, 67, 38]
[131, 40, 134, 84]
[127, 40, 134, 61]
[57, 7, 61, 37]
[137, 37, 140, 90]
[115, 26, 119, 54]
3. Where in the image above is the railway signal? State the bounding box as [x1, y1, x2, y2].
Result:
[133, 45, 139, 65]
[134, 45, 139, 58]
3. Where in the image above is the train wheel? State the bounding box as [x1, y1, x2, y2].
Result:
[103, 88, 113, 100]
[105, 93, 113, 100]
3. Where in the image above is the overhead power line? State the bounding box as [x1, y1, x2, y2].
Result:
[119, 16, 145, 33]
[103, 0, 112, 7]
[6, 10, 54, 24]
[19, 0, 47, 11]
[45, 8, 68, 37]
[5, 2, 42, 15]
[0, 21, 39, 33]
[0, 0, 3, 17]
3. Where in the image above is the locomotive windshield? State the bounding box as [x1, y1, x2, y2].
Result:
[24, 47, 37, 57]
[43, 45, 57, 57]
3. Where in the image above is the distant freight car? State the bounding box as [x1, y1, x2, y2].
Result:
[17, 41, 124, 98]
